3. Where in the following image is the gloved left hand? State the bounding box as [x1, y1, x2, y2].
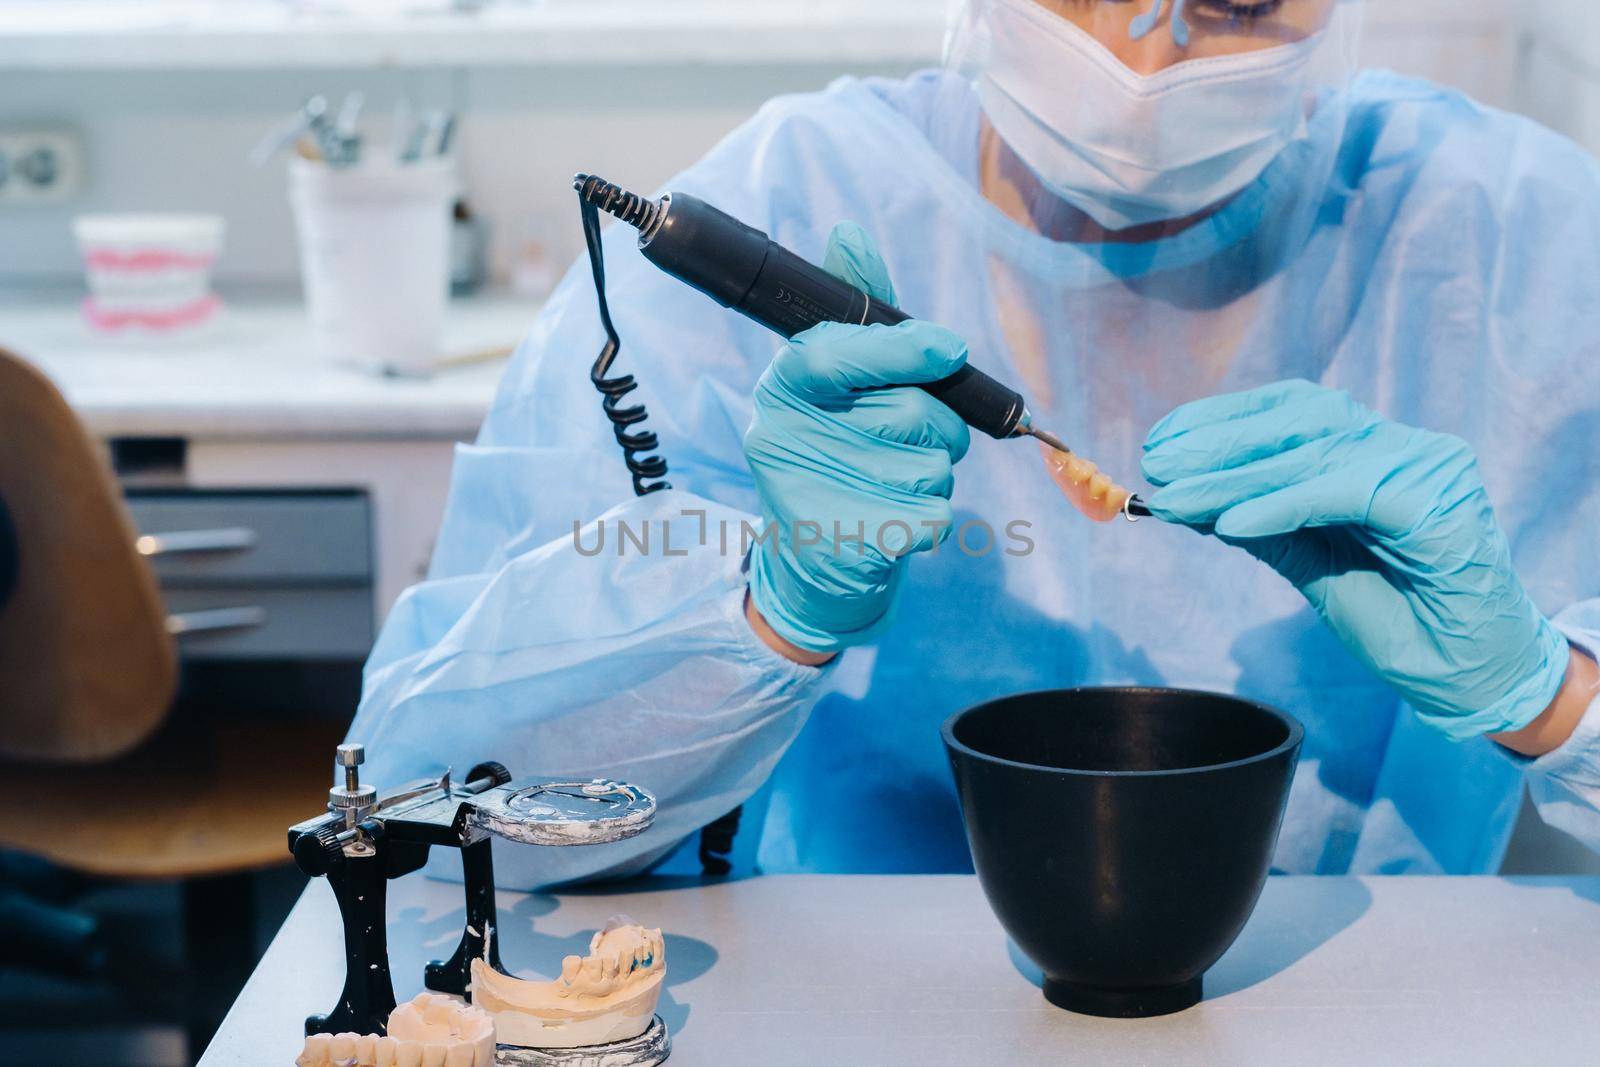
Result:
[1141, 379, 1570, 739]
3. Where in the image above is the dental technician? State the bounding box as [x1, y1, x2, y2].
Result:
[351, 0, 1600, 885]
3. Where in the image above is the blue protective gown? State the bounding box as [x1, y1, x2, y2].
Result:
[349, 69, 1600, 886]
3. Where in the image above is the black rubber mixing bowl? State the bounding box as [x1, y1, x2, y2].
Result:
[943, 686, 1302, 1018]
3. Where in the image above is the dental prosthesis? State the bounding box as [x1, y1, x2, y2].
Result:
[470, 916, 665, 1050]
[1039, 442, 1135, 523]
[295, 993, 496, 1067]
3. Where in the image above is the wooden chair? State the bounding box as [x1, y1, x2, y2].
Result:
[0, 347, 345, 1059]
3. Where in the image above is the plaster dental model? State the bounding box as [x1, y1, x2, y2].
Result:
[295, 992, 496, 1067]
[470, 916, 665, 1050]
[1040, 443, 1135, 523]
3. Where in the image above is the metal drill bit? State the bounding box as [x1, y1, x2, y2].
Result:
[1022, 423, 1074, 456]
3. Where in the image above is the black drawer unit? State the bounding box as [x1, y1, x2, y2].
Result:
[125, 488, 374, 662]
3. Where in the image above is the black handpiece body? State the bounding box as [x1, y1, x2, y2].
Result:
[636, 191, 1028, 440]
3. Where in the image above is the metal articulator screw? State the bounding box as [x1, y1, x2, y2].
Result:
[329, 743, 378, 828]
[315, 743, 379, 860]
[465, 760, 512, 791]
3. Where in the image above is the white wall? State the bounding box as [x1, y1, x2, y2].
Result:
[1364, 0, 1600, 147]
[1362, 0, 1519, 109]
[0, 62, 905, 286]
[1520, 0, 1600, 151]
[1, 0, 1594, 288]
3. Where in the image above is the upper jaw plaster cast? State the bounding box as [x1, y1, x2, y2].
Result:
[470, 915, 666, 1050]
[296, 992, 496, 1067]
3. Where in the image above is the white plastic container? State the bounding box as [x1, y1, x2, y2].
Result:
[288, 157, 458, 376]
[73, 213, 225, 334]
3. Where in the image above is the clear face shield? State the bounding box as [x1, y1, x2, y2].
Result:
[938, 0, 1364, 236]
[909, 2, 1368, 535]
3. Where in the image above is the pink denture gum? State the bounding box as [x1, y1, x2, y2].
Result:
[1039, 442, 1133, 523]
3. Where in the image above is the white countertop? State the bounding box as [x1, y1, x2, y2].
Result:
[200, 873, 1600, 1066]
[0, 290, 528, 440]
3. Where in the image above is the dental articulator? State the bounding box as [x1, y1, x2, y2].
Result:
[288, 744, 671, 1066]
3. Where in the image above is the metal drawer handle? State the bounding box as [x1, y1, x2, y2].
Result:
[165, 606, 268, 637]
[136, 527, 258, 557]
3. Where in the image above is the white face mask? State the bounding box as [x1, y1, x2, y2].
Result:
[968, 0, 1324, 231]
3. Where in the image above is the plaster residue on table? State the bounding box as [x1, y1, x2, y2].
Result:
[0, 291, 532, 440]
[200, 873, 1600, 1067]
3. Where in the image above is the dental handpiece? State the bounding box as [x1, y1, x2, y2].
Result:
[573, 174, 1150, 519]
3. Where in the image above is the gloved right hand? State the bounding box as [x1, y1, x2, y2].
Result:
[743, 222, 971, 656]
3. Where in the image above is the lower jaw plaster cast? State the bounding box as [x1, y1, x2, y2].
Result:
[470, 916, 665, 1050]
[295, 992, 496, 1067]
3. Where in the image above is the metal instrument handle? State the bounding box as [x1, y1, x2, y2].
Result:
[165, 605, 267, 636]
[136, 527, 258, 556]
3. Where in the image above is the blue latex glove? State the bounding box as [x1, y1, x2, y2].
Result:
[1142, 379, 1570, 739]
[744, 222, 971, 654]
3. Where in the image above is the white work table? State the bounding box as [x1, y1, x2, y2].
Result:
[200, 873, 1600, 1066]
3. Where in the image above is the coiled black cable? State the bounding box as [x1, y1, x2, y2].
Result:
[575, 173, 742, 875]
[575, 174, 669, 496]
[575, 172, 663, 233]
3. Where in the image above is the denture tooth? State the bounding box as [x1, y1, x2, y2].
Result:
[422, 1043, 447, 1067]
[395, 1041, 423, 1067]
[444, 1043, 473, 1067]
[582, 954, 604, 982]
[1039, 442, 1132, 524]
[560, 954, 582, 984]
[474, 1037, 495, 1067]
[375, 1036, 397, 1067]
[299, 1033, 333, 1067]
[332, 1034, 358, 1061]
